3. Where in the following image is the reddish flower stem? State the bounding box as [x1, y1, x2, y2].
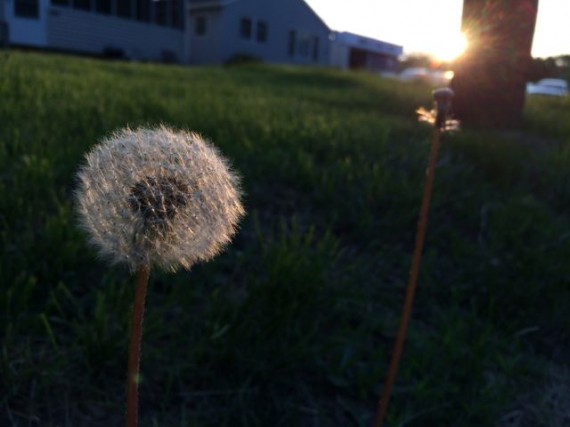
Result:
[375, 127, 442, 427]
[126, 265, 150, 427]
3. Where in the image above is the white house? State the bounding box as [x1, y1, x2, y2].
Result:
[0, 0, 402, 70]
[1, 0, 187, 62]
[189, 0, 330, 66]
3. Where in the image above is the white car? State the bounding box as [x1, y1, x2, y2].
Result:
[399, 67, 431, 83]
[398, 67, 454, 86]
[526, 78, 569, 97]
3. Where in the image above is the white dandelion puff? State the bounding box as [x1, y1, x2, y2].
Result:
[75, 126, 245, 271]
[75, 125, 245, 427]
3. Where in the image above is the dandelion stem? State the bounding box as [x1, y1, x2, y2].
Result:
[375, 127, 442, 427]
[126, 265, 150, 427]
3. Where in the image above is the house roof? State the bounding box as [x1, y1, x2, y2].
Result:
[298, 0, 331, 33]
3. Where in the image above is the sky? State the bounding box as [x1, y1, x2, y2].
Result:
[304, 0, 570, 60]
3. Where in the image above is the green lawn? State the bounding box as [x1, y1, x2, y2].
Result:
[1, 51, 569, 427]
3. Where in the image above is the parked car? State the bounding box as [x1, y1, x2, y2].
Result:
[398, 67, 454, 86]
[526, 78, 569, 97]
[399, 67, 431, 83]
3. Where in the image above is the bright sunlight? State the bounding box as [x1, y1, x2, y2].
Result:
[430, 32, 468, 62]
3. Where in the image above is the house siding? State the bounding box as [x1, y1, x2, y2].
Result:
[191, 0, 330, 66]
[222, 0, 330, 65]
[330, 32, 402, 72]
[3, 0, 50, 46]
[4, 0, 402, 72]
[189, 8, 222, 65]
[47, 7, 184, 61]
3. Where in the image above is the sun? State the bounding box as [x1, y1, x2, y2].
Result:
[431, 32, 468, 62]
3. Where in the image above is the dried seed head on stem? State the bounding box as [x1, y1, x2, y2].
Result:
[75, 126, 245, 272]
[75, 126, 245, 427]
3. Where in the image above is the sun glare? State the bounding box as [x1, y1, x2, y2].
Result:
[432, 32, 468, 62]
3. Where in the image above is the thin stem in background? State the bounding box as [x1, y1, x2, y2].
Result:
[375, 127, 442, 427]
[126, 265, 151, 427]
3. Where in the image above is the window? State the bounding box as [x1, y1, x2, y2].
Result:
[73, 0, 90, 11]
[136, 0, 150, 21]
[288, 30, 296, 56]
[195, 16, 207, 36]
[240, 18, 252, 39]
[117, 0, 131, 17]
[289, 31, 319, 61]
[256, 21, 267, 43]
[171, 0, 183, 29]
[95, 0, 111, 14]
[154, 0, 168, 25]
[14, 0, 39, 18]
[312, 36, 319, 61]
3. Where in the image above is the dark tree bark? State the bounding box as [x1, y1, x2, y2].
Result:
[451, 0, 539, 129]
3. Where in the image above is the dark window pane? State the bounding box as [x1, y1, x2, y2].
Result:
[117, 0, 131, 18]
[96, 0, 110, 13]
[73, 0, 90, 10]
[256, 21, 267, 43]
[312, 36, 319, 61]
[195, 16, 206, 35]
[240, 17, 251, 39]
[0, 22, 7, 46]
[154, 0, 167, 26]
[136, 0, 149, 21]
[288, 30, 296, 56]
[14, 0, 39, 18]
[51, 0, 69, 7]
[171, 0, 183, 28]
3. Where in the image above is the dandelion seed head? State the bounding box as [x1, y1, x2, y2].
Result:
[75, 126, 245, 272]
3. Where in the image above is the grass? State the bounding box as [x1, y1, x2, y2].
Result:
[1, 50, 569, 426]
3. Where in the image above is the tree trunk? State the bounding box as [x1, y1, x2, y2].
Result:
[451, 0, 539, 129]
